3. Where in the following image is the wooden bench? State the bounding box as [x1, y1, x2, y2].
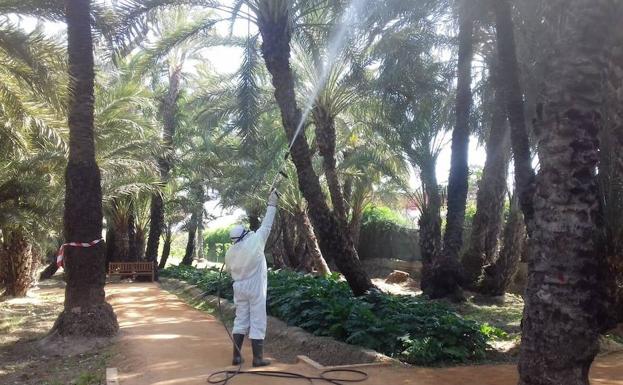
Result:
[108, 262, 154, 282]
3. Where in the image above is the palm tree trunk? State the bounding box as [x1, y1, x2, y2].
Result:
[281, 211, 299, 268]
[145, 66, 181, 274]
[113, 223, 130, 262]
[493, 0, 536, 232]
[53, 0, 118, 337]
[462, 76, 511, 289]
[297, 210, 331, 275]
[417, 154, 442, 265]
[518, 1, 614, 383]
[442, 0, 474, 262]
[257, 11, 373, 296]
[128, 205, 137, 259]
[418, 154, 455, 299]
[1, 231, 33, 297]
[602, 12, 623, 327]
[145, 195, 163, 276]
[158, 224, 172, 270]
[479, 194, 526, 296]
[302, 212, 331, 275]
[313, 105, 347, 222]
[196, 212, 204, 260]
[135, 227, 146, 261]
[181, 212, 197, 266]
[349, 207, 363, 250]
[39, 258, 59, 281]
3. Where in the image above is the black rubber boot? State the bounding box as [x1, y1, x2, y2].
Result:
[251, 339, 271, 367]
[232, 334, 245, 365]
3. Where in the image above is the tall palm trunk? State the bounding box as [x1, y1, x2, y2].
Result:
[128, 206, 137, 259]
[442, 0, 474, 261]
[145, 66, 182, 276]
[281, 211, 300, 268]
[113, 224, 130, 262]
[1, 231, 33, 297]
[257, 9, 373, 296]
[181, 212, 197, 266]
[418, 154, 447, 298]
[349, 205, 364, 249]
[518, 1, 614, 383]
[602, 12, 623, 327]
[479, 194, 526, 296]
[158, 224, 172, 269]
[297, 210, 331, 275]
[197, 227, 204, 260]
[313, 105, 347, 222]
[462, 73, 512, 289]
[53, 0, 118, 336]
[493, 0, 536, 231]
[135, 227, 146, 261]
[40, 247, 60, 281]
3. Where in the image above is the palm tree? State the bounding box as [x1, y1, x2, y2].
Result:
[461, 53, 512, 290]
[518, 1, 617, 383]
[116, 7, 224, 277]
[95, 65, 161, 264]
[438, 0, 474, 298]
[251, 0, 373, 295]
[52, 0, 118, 337]
[368, 4, 456, 298]
[479, 192, 526, 296]
[0, 19, 67, 296]
[493, 0, 535, 231]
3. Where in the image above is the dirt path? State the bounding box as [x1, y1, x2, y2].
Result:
[107, 283, 623, 385]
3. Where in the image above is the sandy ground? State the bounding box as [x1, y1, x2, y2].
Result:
[0, 279, 110, 385]
[107, 283, 623, 385]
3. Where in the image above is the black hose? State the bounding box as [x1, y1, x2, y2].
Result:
[212, 265, 369, 385]
[207, 368, 369, 385]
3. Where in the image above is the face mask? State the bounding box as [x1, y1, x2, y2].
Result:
[231, 229, 250, 244]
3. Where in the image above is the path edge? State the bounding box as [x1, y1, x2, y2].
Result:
[159, 277, 403, 368]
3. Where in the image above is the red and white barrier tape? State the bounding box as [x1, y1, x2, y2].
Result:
[56, 238, 104, 268]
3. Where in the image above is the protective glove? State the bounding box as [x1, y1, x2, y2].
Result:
[268, 190, 279, 207]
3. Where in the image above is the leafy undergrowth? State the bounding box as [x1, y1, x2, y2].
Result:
[161, 265, 504, 365]
[0, 278, 111, 385]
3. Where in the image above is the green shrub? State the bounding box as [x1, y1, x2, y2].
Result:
[161, 265, 497, 365]
[203, 226, 233, 262]
[361, 205, 412, 228]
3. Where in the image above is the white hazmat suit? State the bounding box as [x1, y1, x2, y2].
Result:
[225, 203, 276, 340]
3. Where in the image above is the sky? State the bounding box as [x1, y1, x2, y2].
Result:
[18, 10, 488, 229]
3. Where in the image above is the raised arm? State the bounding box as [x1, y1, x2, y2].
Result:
[256, 191, 278, 245]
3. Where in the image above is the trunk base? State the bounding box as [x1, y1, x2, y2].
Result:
[53, 302, 118, 337]
[40, 261, 59, 281]
[421, 257, 465, 301]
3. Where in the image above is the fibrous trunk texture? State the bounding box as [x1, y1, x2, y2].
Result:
[462, 71, 512, 289]
[494, 0, 536, 232]
[1, 232, 34, 297]
[518, 1, 615, 384]
[54, 0, 118, 337]
[442, 0, 474, 261]
[479, 195, 526, 296]
[257, 11, 373, 296]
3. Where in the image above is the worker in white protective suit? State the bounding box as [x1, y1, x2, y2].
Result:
[225, 191, 278, 367]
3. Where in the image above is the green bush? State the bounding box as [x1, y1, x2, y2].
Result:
[203, 226, 233, 262]
[361, 205, 412, 228]
[161, 265, 498, 365]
